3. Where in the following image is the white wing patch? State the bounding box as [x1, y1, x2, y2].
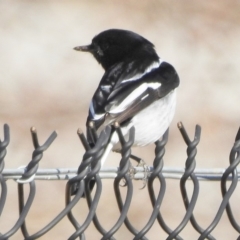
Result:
[121, 59, 162, 84]
[108, 81, 162, 114]
[108, 83, 148, 114]
[89, 59, 164, 120]
[147, 82, 161, 89]
[141, 94, 149, 101]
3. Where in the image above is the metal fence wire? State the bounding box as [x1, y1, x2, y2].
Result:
[0, 122, 240, 240]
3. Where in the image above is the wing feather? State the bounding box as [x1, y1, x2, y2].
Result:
[87, 60, 180, 140]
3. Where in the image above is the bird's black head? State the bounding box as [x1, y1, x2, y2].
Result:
[74, 29, 158, 70]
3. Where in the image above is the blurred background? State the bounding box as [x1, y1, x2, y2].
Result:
[0, 0, 240, 239]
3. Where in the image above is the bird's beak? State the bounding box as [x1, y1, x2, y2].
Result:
[73, 44, 93, 52]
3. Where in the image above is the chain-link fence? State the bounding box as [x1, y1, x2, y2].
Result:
[0, 123, 240, 240]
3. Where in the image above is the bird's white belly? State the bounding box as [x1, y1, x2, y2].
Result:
[122, 89, 177, 147]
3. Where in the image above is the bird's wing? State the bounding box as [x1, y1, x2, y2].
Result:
[86, 61, 179, 143]
[105, 62, 179, 125]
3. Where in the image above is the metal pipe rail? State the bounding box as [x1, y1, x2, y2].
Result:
[2, 167, 240, 181]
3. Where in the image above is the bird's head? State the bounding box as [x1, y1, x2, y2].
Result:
[74, 29, 157, 70]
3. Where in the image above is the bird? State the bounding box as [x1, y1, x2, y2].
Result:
[74, 29, 180, 194]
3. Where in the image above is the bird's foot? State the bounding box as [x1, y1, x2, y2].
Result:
[128, 162, 137, 179]
[120, 156, 150, 188]
[136, 159, 149, 189]
[120, 162, 136, 187]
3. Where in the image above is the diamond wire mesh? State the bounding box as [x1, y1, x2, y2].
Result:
[0, 123, 240, 240]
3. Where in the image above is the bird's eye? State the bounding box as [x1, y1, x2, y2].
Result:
[97, 47, 104, 56]
[101, 43, 109, 51]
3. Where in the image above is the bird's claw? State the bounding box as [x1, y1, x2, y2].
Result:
[128, 163, 137, 179]
[120, 163, 136, 187]
[120, 159, 149, 189]
[137, 159, 149, 189]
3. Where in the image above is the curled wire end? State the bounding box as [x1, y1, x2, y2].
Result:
[30, 126, 39, 148]
[77, 128, 90, 151]
[177, 121, 191, 145]
[88, 121, 95, 128]
[177, 121, 183, 129]
[114, 122, 120, 128]
[30, 126, 37, 133]
[77, 128, 83, 135]
[49, 131, 58, 142]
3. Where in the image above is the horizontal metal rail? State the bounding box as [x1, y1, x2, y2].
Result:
[2, 167, 240, 181]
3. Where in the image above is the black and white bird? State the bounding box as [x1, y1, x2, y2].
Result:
[74, 29, 179, 186]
